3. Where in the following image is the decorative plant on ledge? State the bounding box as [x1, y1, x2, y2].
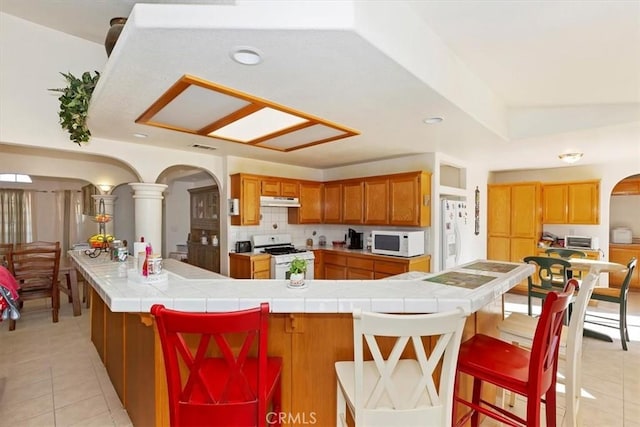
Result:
[49, 71, 100, 146]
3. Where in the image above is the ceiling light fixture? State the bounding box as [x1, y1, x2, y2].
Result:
[423, 117, 444, 124]
[558, 152, 584, 164]
[133, 133, 148, 138]
[97, 184, 114, 193]
[136, 74, 359, 152]
[230, 47, 262, 65]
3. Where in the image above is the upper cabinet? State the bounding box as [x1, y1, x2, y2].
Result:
[230, 173, 261, 226]
[542, 180, 600, 225]
[612, 176, 640, 195]
[288, 181, 323, 224]
[188, 185, 219, 230]
[389, 171, 431, 227]
[322, 182, 342, 224]
[230, 170, 431, 227]
[261, 177, 299, 198]
[342, 179, 364, 224]
[363, 176, 389, 225]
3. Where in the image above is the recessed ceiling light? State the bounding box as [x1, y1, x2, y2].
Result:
[558, 152, 583, 164]
[133, 133, 148, 138]
[230, 47, 262, 65]
[423, 117, 444, 125]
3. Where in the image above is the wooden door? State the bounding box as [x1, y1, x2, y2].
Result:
[487, 185, 511, 236]
[363, 177, 389, 224]
[281, 180, 299, 198]
[510, 237, 537, 263]
[510, 183, 540, 238]
[342, 180, 364, 224]
[568, 181, 599, 224]
[323, 182, 342, 224]
[542, 184, 567, 224]
[241, 175, 261, 226]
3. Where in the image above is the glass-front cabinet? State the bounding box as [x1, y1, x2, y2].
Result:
[188, 185, 220, 272]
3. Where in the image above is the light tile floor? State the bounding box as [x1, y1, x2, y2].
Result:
[1, 292, 638, 426]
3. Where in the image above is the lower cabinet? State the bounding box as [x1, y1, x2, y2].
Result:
[229, 253, 271, 279]
[187, 243, 220, 273]
[609, 245, 640, 290]
[318, 250, 430, 279]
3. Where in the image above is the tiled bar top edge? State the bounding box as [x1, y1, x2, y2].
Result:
[69, 252, 534, 315]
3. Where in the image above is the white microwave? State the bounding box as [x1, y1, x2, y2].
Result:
[371, 230, 425, 257]
[565, 235, 600, 250]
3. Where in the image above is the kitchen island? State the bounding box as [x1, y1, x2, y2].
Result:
[70, 254, 533, 427]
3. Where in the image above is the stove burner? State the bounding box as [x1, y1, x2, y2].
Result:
[262, 246, 307, 255]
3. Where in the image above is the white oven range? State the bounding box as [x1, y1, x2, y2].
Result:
[251, 234, 315, 280]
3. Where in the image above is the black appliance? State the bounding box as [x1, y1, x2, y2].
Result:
[348, 228, 363, 250]
[235, 240, 252, 253]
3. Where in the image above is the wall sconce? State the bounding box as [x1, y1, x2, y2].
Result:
[98, 184, 114, 194]
[558, 152, 583, 164]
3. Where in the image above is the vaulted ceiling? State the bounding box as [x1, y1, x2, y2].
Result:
[1, 0, 639, 170]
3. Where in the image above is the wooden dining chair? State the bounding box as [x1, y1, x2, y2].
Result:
[524, 256, 571, 316]
[0, 243, 14, 268]
[7, 245, 62, 331]
[453, 284, 575, 427]
[544, 248, 587, 281]
[151, 303, 282, 427]
[586, 257, 637, 351]
[334, 308, 467, 427]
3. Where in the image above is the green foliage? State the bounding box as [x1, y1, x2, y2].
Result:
[289, 257, 307, 274]
[49, 71, 100, 146]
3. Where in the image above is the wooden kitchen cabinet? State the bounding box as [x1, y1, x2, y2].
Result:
[323, 252, 348, 279]
[229, 253, 271, 279]
[487, 182, 542, 293]
[317, 249, 430, 280]
[363, 176, 389, 225]
[187, 185, 220, 272]
[261, 177, 299, 197]
[346, 255, 375, 279]
[389, 171, 431, 227]
[230, 174, 261, 226]
[187, 243, 220, 273]
[323, 182, 342, 224]
[609, 245, 640, 290]
[542, 180, 600, 224]
[342, 180, 364, 224]
[288, 181, 323, 224]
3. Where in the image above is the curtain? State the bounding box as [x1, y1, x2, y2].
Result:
[53, 190, 85, 252]
[0, 189, 33, 244]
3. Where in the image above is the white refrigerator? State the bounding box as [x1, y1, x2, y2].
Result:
[441, 199, 469, 270]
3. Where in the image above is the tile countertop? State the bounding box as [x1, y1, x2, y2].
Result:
[70, 253, 533, 315]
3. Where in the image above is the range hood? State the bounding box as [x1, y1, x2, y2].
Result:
[260, 196, 301, 208]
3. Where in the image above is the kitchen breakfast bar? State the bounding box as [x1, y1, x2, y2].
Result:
[70, 253, 534, 427]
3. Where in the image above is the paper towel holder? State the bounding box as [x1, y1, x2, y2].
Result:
[228, 198, 240, 216]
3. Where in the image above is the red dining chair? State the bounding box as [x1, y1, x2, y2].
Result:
[151, 303, 282, 427]
[453, 283, 575, 427]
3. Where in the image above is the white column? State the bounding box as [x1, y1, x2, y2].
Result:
[128, 183, 168, 253]
[91, 194, 118, 237]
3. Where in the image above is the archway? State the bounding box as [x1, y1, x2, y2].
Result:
[608, 173, 639, 290]
[157, 166, 221, 273]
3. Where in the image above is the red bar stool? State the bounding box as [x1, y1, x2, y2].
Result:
[453, 284, 575, 427]
[151, 303, 282, 427]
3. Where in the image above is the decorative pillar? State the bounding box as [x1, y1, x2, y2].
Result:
[128, 183, 168, 252]
[91, 194, 117, 236]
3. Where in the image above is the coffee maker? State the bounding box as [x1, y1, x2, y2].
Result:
[348, 228, 363, 250]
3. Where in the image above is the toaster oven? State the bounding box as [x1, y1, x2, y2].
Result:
[564, 235, 599, 250]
